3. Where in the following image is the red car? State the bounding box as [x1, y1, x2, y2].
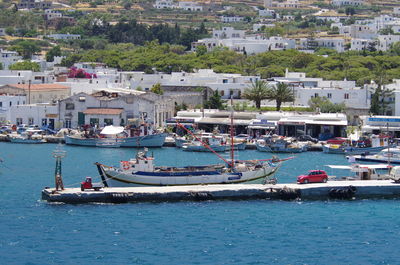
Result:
[326, 137, 348, 145]
[297, 170, 328, 184]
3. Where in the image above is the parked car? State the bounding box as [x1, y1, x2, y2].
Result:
[326, 137, 348, 145]
[297, 135, 318, 143]
[297, 170, 328, 184]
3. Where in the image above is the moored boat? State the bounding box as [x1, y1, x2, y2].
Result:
[256, 138, 307, 153]
[65, 125, 167, 147]
[350, 148, 400, 164]
[323, 135, 392, 155]
[95, 149, 285, 187]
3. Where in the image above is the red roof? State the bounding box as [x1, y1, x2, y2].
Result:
[83, 108, 123, 115]
[8, 84, 70, 91]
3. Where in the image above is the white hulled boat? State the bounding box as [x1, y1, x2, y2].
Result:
[95, 149, 285, 187]
[351, 148, 400, 164]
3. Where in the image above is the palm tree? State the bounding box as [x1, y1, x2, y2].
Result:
[242, 80, 270, 109]
[268, 82, 294, 111]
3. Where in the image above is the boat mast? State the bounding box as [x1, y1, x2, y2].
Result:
[176, 121, 234, 167]
[230, 96, 235, 170]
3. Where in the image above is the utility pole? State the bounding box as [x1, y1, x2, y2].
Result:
[28, 79, 31, 104]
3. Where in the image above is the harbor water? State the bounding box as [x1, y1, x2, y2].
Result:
[1, 142, 400, 264]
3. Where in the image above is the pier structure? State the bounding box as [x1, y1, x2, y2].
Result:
[42, 180, 400, 203]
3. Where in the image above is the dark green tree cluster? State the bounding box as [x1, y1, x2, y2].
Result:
[308, 97, 346, 113]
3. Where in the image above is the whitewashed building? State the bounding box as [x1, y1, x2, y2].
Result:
[58, 90, 174, 128]
[259, 9, 275, 18]
[9, 103, 58, 128]
[154, 0, 174, 9]
[0, 94, 26, 122]
[46, 34, 81, 40]
[221, 16, 244, 23]
[377, 35, 400, 51]
[0, 50, 23, 70]
[332, 0, 365, 6]
[129, 69, 260, 99]
[0, 70, 56, 85]
[177, 1, 202, 11]
[350, 39, 377, 51]
[212, 27, 245, 39]
[44, 9, 62, 20]
[297, 38, 345, 52]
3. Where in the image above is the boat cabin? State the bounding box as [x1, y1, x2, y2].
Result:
[120, 151, 154, 172]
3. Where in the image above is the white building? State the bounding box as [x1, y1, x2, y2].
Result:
[349, 24, 378, 39]
[0, 28, 5, 36]
[253, 23, 275, 32]
[350, 39, 377, 51]
[44, 9, 62, 20]
[0, 70, 55, 85]
[332, 0, 365, 6]
[212, 27, 245, 39]
[0, 50, 23, 70]
[59, 90, 174, 128]
[192, 35, 295, 54]
[297, 38, 345, 52]
[221, 16, 244, 23]
[271, 70, 370, 110]
[9, 103, 58, 128]
[394, 7, 400, 16]
[0, 94, 26, 122]
[259, 9, 275, 18]
[177, 1, 202, 11]
[128, 69, 260, 99]
[154, 0, 174, 9]
[47, 34, 81, 40]
[377, 35, 400, 51]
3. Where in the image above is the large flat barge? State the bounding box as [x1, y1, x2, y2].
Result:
[41, 180, 400, 203]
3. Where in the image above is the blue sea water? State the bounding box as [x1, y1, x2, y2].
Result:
[1, 142, 400, 264]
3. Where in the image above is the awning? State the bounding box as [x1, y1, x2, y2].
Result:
[100, 125, 124, 135]
[362, 125, 400, 132]
[83, 108, 123, 115]
[306, 120, 347, 126]
[198, 117, 251, 125]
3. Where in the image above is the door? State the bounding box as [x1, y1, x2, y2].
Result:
[49, 119, 55, 130]
[78, 112, 85, 126]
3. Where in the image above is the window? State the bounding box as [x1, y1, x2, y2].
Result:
[65, 119, 71, 128]
[16, 118, 23, 125]
[90, 118, 99, 126]
[314, 93, 319, 98]
[344, 93, 349, 99]
[65, 103, 75, 110]
[327, 93, 332, 99]
[78, 96, 86, 102]
[28, 118, 34, 125]
[220, 90, 224, 96]
[0, 102, 2, 108]
[222, 79, 228, 83]
[42, 119, 47, 126]
[9, 102, 12, 107]
[104, 118, 113, 126]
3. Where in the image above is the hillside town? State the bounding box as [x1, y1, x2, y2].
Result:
[0, 0, 400, 139]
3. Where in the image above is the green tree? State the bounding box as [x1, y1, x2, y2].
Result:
[204, 90, 224, 109]
[243, 80, 270, 109]
[150, 83, 164, 95]
[267, 82, 294, 111]
[308, 96, 346, 113]
[9, 61, 40, 72]
[196, 45, 207, 57]
[10, 40, 40, 59]
[46, 46, 62, 62]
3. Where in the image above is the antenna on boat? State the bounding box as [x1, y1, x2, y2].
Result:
[52, 145, 66, 191]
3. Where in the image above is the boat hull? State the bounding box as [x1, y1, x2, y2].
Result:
[256, 143, 305, 153]
[182, 144, 227, 152]
[323, 145, 389, 155]
[352, 156, 400, 164]
[65, 133, 167, 147]
[10, 138, 45, 144]
[96, 163, 280, 187]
